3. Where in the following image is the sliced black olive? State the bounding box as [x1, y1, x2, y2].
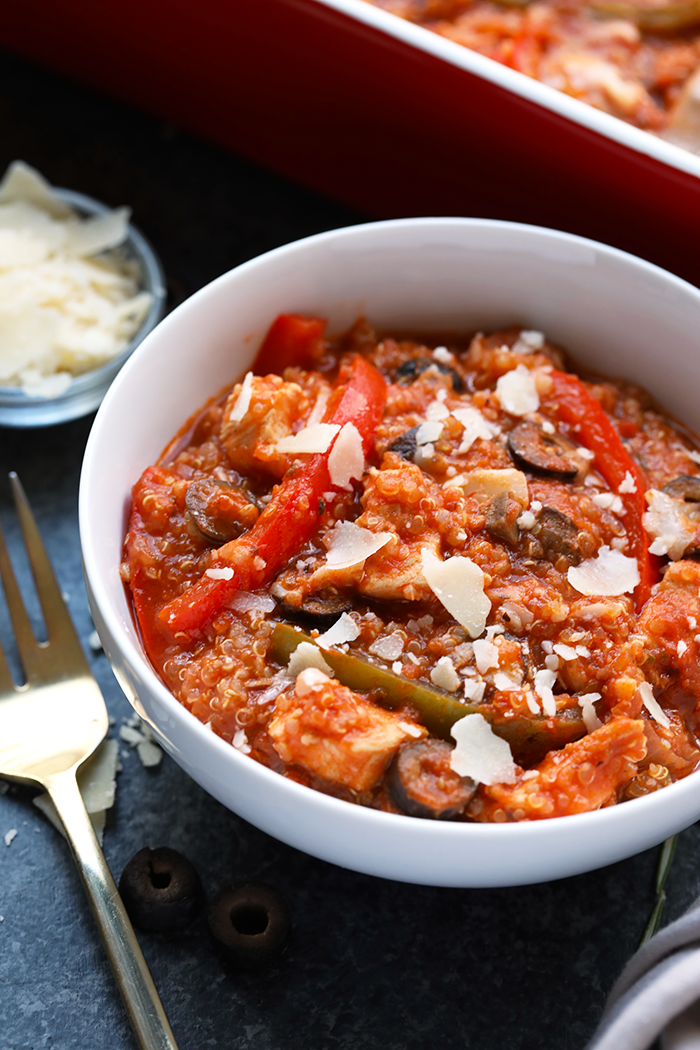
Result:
[388, 739, 477, 820]
[207, 881, 291, 970]
[662, 475, 700, 503]
[395, 356, 465, 393]
[186, 478, 260, 545]
[507, 422, 580, 480]
[387, 426, 419, 462]
[485, 491, 520, 546]
[533, 506, 581, 565]
[118, 846, 203, 933]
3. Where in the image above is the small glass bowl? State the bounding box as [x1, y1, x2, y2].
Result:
[0, 187, 167, 428]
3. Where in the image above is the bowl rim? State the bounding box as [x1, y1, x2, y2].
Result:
[316, 0, 700, 183]
[80, 215, 700, 867]
[0, 185, 167, 411]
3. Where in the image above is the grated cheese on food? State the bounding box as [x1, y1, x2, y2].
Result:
[287, 642, 334, 679]
[534, 669, 557, 717]
[643, 489, 699, 560]
[567, 545, 640, 596]
[325, 521, 393, 570]
[430, 656, 461, 692]
[421, 550, 491, 638]
[638, 681, 671, 729]
[316, 613, 361, 649]
[230, 371, 253, 422]
[275, 422, 340, 454]
[473, 638, 500, 674]
[449, 713, 517, 784]
[328, 422, 364, 489]
[495, 364, 540, 416]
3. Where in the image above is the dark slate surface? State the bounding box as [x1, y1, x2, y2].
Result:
[0, 47, 697, 1050]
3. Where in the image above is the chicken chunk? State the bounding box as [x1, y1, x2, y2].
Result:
[268, 669, 426, 792]
[468, 717, 646, 821]
[220, 374, 311, 478]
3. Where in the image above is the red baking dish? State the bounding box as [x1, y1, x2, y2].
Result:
[3, 0, 700, 284]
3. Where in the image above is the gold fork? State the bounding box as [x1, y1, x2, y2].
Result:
[0, 473, 179, 1050]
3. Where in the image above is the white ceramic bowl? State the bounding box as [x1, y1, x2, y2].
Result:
[80, 218, 700, 888]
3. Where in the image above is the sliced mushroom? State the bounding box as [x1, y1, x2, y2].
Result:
[388, 739, 477, 820]
[485, 491, 521, 546]
[533, 506, 582, 565]
[386, 426, 420, 462]
[507, 421, 581, 481]
[661, 475, 700, 503]
[277, 592, 353, 625]
[186, 478, 260, 545]
[395, 356, 465, 393]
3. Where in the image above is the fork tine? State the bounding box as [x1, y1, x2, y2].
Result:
[0, 506, 44, 684]
[0, 611, 16, 695]
[8, 473, 87, 679]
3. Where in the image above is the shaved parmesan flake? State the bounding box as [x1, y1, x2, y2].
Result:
[534, 669, 557, 717]
[451, 406, 497, 453]
[287, 641, 333, 679]
[328, 422, 364, 489]
[63, 207, 131, 257]
[553, 643, 578, 661]
[518, 329, 545, 350]
[430, 656, 461, 692]
[458, 468, 529, 507]
[33, 738, 119, 844]
[643, 489, 699, 560]
[450, 714, 516, 784]
[416, 420, 443, 445]
[495, 365, 539, 416]
[275, 422, 340, 454]
[493, 672, 523, 691]
[230, 371, 253, 422]
[618, 471, 637, 494]
[307, 388, 330, 426]
[316, 613, 360, 649]
[525, 692, 541, 715]
[0, 161, 153, 395]
[398, 721, 423, 738]
[463, 678, 486, 703]
[638, 682, 671, 729]
[473, 638, 500, 674]
[325, 521, 392, 570]
[433, 346, 453, 363]
[426, 399, 450, 422]
[369, 634, 405, 661]
[206, 566, 234, 581]
[421, 550, 491, 639]
[578, 694, 603, 733]
[567, 546, 640, 596]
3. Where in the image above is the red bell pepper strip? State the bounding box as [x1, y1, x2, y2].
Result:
[252, 313, 327, 375]
[159, 354, 387, 637]
[549, 370, 657, 610]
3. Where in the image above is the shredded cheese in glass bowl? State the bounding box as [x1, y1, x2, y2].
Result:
[0, 161, 166, 427]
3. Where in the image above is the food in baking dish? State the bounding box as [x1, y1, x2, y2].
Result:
[366, 0, 700, 138]
[122, 315, 700, 822]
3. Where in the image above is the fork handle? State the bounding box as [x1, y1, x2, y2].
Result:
[46, 770, 180, 1050]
